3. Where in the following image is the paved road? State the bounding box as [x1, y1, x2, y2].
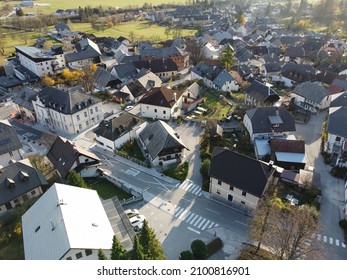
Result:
[295, 110, 347, 259]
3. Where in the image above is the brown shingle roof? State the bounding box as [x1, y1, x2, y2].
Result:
[139, 86, 183, 108]
[269, 139, 305, 153]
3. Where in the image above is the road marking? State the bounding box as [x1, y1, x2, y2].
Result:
[184, 182, 194, 191]
[175, 182, 180, 187]
[181, 211, 191, 221]
[102, 155, 113, 167]
[206, 208, 220, 215]
[190, 215, 199, 225]
[317, 234, 322, 241]
[178, 209, 189, 220]
[329, 237, 333, 244]
[336, 239, 340, 246]
[323, 236, 327, 243]
[342, 242, 346, 248]
[193, 216, 203, 227]
[201, 220, 211, 231]
[197, 218, 206, 229]
[125, 168, 139, 176]
[215, 223, 219, 227]
[187, 227, 200, 234]
[153, 177, 172, 192]
[174, 207, 185, 218]
[208, 222, 215, 228]
[190, 185, 200, 194]
[185, 213, 195, 223]
[235, 220, 249, 227]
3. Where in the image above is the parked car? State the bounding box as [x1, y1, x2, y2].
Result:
[125, 105, 134, 111]
[129, 214, 146, 226]
[124, 209, 139, 218]
[133, 222, 143, 234]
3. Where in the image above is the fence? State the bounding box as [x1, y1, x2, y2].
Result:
[114, 149, 150, 168]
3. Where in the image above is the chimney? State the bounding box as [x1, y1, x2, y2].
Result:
[174, 92, 177, 102]
[6, 178, 15, 189]
[275, 105, 279, 116]
[268, 160, 274, 171]
[50, 219, 56, 231]
[20, 171, 29, 182]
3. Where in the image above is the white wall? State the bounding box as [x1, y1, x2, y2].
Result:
[140, 97, 182, 120]
[62, 248, 111, 260]
[0, 150, 22, 167]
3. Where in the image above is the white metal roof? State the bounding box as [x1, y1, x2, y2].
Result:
[22, 183, 114, 260]
[275, 152, 306, 163]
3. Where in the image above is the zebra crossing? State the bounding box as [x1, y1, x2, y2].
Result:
[176, 179, 202, 196]
[173, 205, 219, 231]
[317, 234, 346, 248]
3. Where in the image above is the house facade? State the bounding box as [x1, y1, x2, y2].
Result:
[243, 106, 296, 143]
[138, 120, 188, 166]
[32, 87, 103, 134]
[15, 46, 65, 77]
[0, 159, 47, 215]
[208, 147, 275, 210]
[94, 112, 147, 151]
[244, 80, 280, 107]
[139, 87, 183, 120]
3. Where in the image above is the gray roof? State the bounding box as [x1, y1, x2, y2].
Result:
[0, 75, 23, 89]
[245, 80, 280, 104]
[112, 63, 138, 80]
[293, 81, 329, 104]
[246, 106, 296, 134]
[0, 120, 22, 155]
[327, 107, 347, 138]
[208, 147, 274, 198]
[12, 87, 37, 111]
[65, 46, 101, 63]
[331, 92, 347, 108]
[213, 69, 235, 88]
[94, 67, 121, 88]
[139, 120, 188, 160]
[15, 46, 55, 61]
[37, 86, 102, 115]
[46, 136, 100, 178]
[139, 46, 187, 59]
[0, 159, 47, 205]
[93, 112, 146, 141]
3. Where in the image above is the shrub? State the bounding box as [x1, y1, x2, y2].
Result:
[330, 166, 347, 179]
[339, 219, 347, 230]
[179, 250, 195, 260]
[191, 239, 207, 260]
[207, 237, 223, 257]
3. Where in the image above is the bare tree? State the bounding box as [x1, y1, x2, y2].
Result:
[187, 39, 204, 66]
[79, 63, 97, 93]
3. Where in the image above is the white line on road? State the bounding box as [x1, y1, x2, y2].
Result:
[178, 209, 189, 220]
[206, 208, 220, 215]
[336, 239, 340, 246]
[153, 177, 172, 192]
[342, 242, 346, 248]
[190, 215, 199, 225]
[174, 208, 185, 218]
[323, 236, 327, 243]
[181, 211, 191, 221]
[208, 222, 215, 228]
[197, 218, 206, 229]
[190, 185, 200, 194]
[201, 220, 211, 231]
[175, 182, 180, 187]
[329, 237, 333, 245]
[187, 227, 200, 234]
[235, 220, 249, 227]
[185, 213, 195, 223]
[317, 234, 322, 241]
[193, 216, 203, 227]
[102, 155, 113, 167]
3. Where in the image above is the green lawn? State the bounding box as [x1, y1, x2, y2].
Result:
[118, 140, 145, 162]
[70, 21, 196, 42]
[89, 178, 133, 200]
[201, 89, 233, 121]
[15, 0, 188, 15]
[163, 162, 189, 181]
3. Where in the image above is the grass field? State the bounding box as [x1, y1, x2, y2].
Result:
[9, 0, 187, 15]
[89, 178, 133, 200]
[70, 21, 196, 42]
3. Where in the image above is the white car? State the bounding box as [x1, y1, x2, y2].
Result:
[125, 105, 134, 111]
[124, 209, 139, 218]
[133, 222, 143, 234]
[129, 214, 146, 226]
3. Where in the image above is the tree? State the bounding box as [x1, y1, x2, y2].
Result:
[16, 8, 25, 17]
[164, 27, 171, 39]
[179, 250, 195, 260]
[235, 10, 246, 25]
[28, 154, 54, 176]
[111, 235, 128, 260]
[139, 220, 165, 260]
[129, 31, 135, 43]
[43, 41, 53, 51]
[0, 34, 7, 56]
[78, 63, 97, 93]
[187, 39, 204, 66]
[98, 249, 108, 260]
[41, 75, 55, 86]
[130, 235, 145, 260]
[191, 239, 207, 259]
[200, 158, 210, 178]
[265, 2, 272, 17]
[66, 170, 89, 189]
[220, 43, 234, 70]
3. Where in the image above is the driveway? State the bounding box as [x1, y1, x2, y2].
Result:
[294, 110, 347, 259]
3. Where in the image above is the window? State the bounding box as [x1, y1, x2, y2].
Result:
[163, 110, 166, 114]
[86, 121, 89, 126]
[14, 199, 19, 203]
[154, 109, 157, 113]
[79, 124, 82, 130]
[35, 226, 40, 233]
[336, 136, 341, 142]
[229, 185, 234, 191]
[242, 191, 247, 197]
[84, 112, 87, 117]
[9, 151, 13, 157]
[77, 115, 80, 121]
[241, 201, 246, 205]
[66, 257, 72, 260]
[228, 195, 233, 202]
[216, 189, 221, 195]
[90, 108, 94, 114]
[63, 116, 66, 122]
[95, 107, 98, 112]
[85, 249, 92, 256]
[75, 252, 82, 259]
[31, 190, 36, 195]
[217, 180, 221, 185]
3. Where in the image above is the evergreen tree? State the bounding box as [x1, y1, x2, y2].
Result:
[220, 43, 234, 70]
[131, 235, 145, 260]
[191, 239, 207, 260]
[66, 170, 89, 189]
[98, 249, 108, 260]
[111, 235, 128, 260]
[139, 220, 165, 260]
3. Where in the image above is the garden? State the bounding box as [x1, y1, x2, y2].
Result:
[87, 178, 133, 200]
